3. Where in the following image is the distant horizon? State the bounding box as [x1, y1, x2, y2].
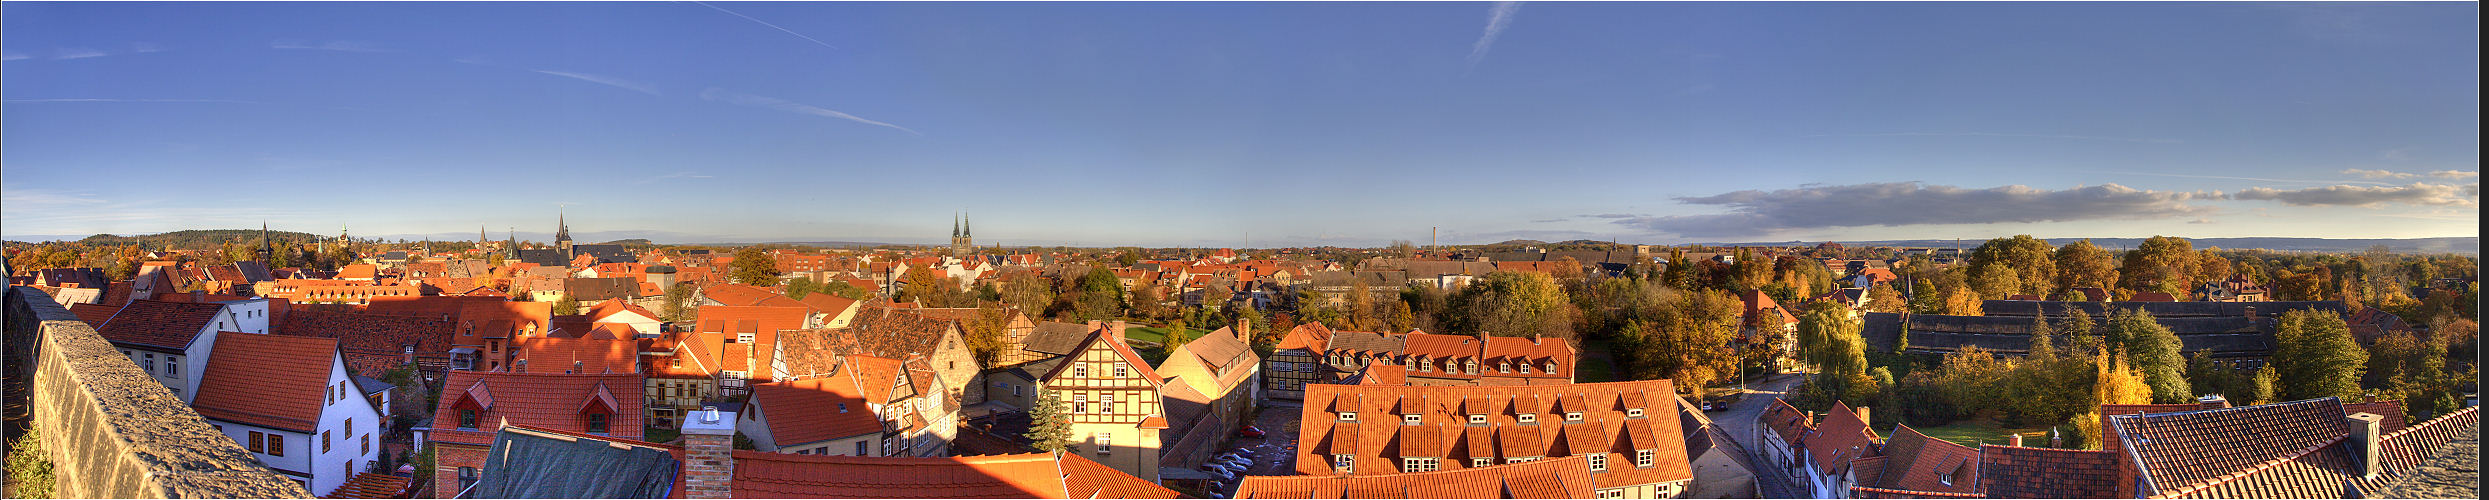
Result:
[5, 227, 2477, 253]
[6, 2, 2477, 246]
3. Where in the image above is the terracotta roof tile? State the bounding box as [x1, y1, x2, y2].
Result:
[95, 299, 228, 350]
[1236, 454, 1595, 499]
[1873, 425, 1980, 494]
[2112, 397, 2351, 497]
[514, 336, 640, 374]
[1803, 401, 1880, 477]
[1976, 445, 2123, 498]
[729, 451, 1176, 498]
[191, 332, 343, 432]
[749, 376, 883, 446]
[1297, 381, 1690, 489]
[427, 371, 645, 447]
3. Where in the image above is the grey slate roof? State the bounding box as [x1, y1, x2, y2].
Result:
[1980, 300, 2348, 318]
[565, 277, 642, 301]
[1021, 321, 1095, 356]
[569, 244, 638, 265]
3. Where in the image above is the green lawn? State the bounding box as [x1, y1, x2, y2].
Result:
[1123, 326, 1209, 345]
[1910, 416, 2053, 448]
[1576, 338, 1618, 383]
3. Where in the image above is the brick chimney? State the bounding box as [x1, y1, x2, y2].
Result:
[2346, 412, 2384, 479]
[2009, 433, 2023, 447]
[1234, 316, 1251, 341]
[682, 407, 738, 499]
[1856, 406, 1871, 425]
[2198, 394, 2230, 409]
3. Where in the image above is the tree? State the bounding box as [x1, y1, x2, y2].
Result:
[1023, 387, 1076, 454]
[1908, 278, 1944, 314]
[1970, 235, 2058, 296]
[1072, 267, 1126, 321]
[1465, 271, 1578, 338]
[729, 247, 781, 286]
[1662, 249, 1697, 290]
[1385, 299, 1416, 333]
[2053, 240, 2119, 296]
[2195, 250, 2233, 288]
[2101, 309, 2189, 403]
[660, 283, 698, 321]
[551, 295, 582, 316]
[962, 303, 1012, 366]
[785, 277, 818, 300]
[2271, 308, 2368, 401]
[1348, 280, 1379, 331]
[2117, 236, 2200, 296]
[818, 279, 871, 300]
[1389, 240, 1417, 258]
[1968, 262, 2023, 301]
[1863, 282, 1907, 313]
[1796, 301, 1865, 377]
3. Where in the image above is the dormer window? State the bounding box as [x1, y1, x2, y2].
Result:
[1518, 413, 1536, 423]
[1417, 358, 1431, 372]
[1468, 414, 1487, 425]
[1403, 414, 1422, 425]
[587, 413, 610, 434]
[1565, 412, 1583, 421]
[1627, 408, 1645, 418]
[1466, 360, 1477, 374]
[838, 403, 848, 413]
[1637, 449, 1654, 468]
[1519, 363, 1532, 374]
[1544, 361, 1556, 373]
[1472, 457, 1493, 468]
[1499, 362, 1510, 373]
[458, 409, 479, 430]
[1403, 457, 1437, 472]
[1334, 454, 1354, 473]
[1588, 454, 1606, 471]
[1939, 470, 1955, 486]
[1340, 411, 1358, 422]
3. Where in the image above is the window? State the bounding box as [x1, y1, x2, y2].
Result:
[1403, 457, 1437, 472]
[1939, 471, 1955, 486]
[1597, 488, 1625, 499]
[1499, 362, 1510, 373]
[1095, 433, 1112, 455]
[1417, 358, 1430, 372]
[144, 353, 156, 373]
[1102, 393, 1116, 413]
[814, 446, 828, 455]
[362, 434, 371, 455]
[1074, 364, 1088, 378]
[1339, 411, 1357, 422]
[1519, 363, 1531, 374]
[167, 359, 179, 376]
[1544, 362, 1556, 374]
[1637, 449, 1654, 468]
[323, 431, 332, 453]
[855, 441, 868, 456]
[1518, 413, 1536, 423]
[588, 413, 610, 434]
[1114, 363, 1128, 378]
[1466, 360, 1477, 374]
[1334, 454, 1354, 473]
[1565, 412, 1583, 421]
[267, 434, 285, 456]
[1472, 457, 1494, 468]
[248, 431, 265, 453]
[458, 409, 479, 430]
[346, 418, 353, 436]
[458, 467, 480, 491]
[1588, 453, 1606, 471]
[1507, 456, 1537, 464]
[1074, 394, 1088, 414]
[1468, 414, 1487, 425]
[736, 331, 755, 344]
[1403, 414, 1423, 425]
[1627, 408, 1645, 418]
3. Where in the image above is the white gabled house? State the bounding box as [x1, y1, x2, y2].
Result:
[90, 299, 258, 402]
[189, 332, 386, 497]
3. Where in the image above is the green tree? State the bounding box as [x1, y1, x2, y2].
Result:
[819, 279, 871, 301]
[1862, 282, 1907, 313]
[2271, 308, 2368, 401]
[551, 295, 583, 316]
[1968, 262, 2023, 301]
[785, 276, 818, 299]
[2101, 309, 2190, 403]
[660, 282, 699, 322]
[729, 247, 781, 286]
[1907, 278, 1944, 314]
[1023, 387, 1076, 454]
[1465, 271, 1579, 338]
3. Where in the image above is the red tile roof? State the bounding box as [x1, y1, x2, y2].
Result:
[1296, 380, 1691, 490]
[729, 451, 1177, 498]
[515, 336, 641, 374]
[427, 371, 646, 447]
[1759, 398, 1814, 447]
[1870, 425, 1979, 494]
[273, 309, 459, 377]
[1802, 401, 1879, 478]
[1237, 454, 1596, 499]
[95, 299, 227, 350]
[2111, 398, 2351, 497]
[69, 302, 119, 328]
[748, 376, 881, 446]
[191, 332, 343, 432]
[1975, 445, 2123, 499]
[2339, 400, 2408, 433]
[704, 283, 805, 307]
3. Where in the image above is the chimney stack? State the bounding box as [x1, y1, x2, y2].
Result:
[2009, 433, 2023, 447]
[2346, 412, 2385, 479]
[1856, 406, 1871, 425]
[1235, 316, 1251, 341]
[683, 407, 739, 499]
[2198, 394, 2230, 409]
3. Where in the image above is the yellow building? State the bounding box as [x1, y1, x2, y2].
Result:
[1032, 322, 1169, 482]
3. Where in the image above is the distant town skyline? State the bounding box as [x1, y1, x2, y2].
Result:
[4, 2, 2478, 247]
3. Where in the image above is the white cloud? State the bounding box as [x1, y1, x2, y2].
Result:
[2340, 169, 2478, 180]
[4, 52, 30, 61]
[532, 70, 661, 96]
[1612, 182, 2221, 237]
[55, 47, 111, 59]
[2233, 182, 2477, 207]
[1466, 2, 1523, 68]
[700, 88, 921, 136]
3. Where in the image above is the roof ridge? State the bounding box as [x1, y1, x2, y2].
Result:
[2142, 434, 2352, 499]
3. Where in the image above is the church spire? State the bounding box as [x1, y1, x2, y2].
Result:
[555, 207, 571, 244]
[963, 212, 971, 238]
[953, 213, 961, 239]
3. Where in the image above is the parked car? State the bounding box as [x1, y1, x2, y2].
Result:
[1235, 426, 1266, 438]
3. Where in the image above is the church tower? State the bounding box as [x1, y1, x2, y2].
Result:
[555, 209, 575, 260]
[257, 222, 273, 260]
[952, 212, 974, 257]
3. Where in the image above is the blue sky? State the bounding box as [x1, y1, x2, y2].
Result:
[4, 1, 2478, 247]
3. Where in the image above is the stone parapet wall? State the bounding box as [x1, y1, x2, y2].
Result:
[5, 286, 312, 498]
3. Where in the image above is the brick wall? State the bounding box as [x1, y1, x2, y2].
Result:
[681, 433, 735, 499]
[433, 443, 488, 498]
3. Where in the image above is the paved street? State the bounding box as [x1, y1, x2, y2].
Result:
[1712, 373, 1809, 499]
